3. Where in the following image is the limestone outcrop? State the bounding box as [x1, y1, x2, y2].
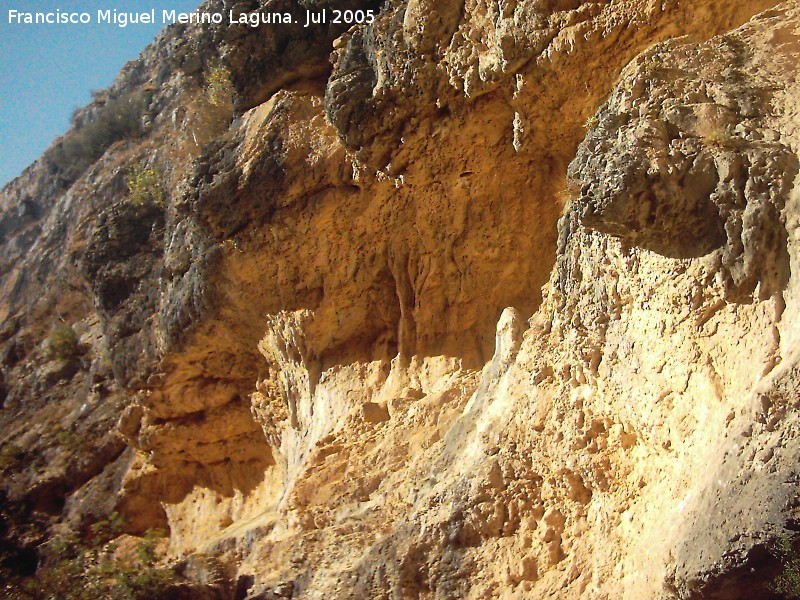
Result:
[1, 1, 800, 598]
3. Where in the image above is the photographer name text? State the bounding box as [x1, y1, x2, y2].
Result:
[7, 8, 376, 28]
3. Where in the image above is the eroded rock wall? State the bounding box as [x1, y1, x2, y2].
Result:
[2, 0, 799, 599]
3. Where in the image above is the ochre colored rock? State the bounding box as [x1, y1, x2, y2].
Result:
[1, 0, 799, 598]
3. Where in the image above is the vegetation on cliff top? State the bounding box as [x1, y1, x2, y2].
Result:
[50, 92, 149, 184]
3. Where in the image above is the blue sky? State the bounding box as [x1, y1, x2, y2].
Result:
[0, 0, 200, 187]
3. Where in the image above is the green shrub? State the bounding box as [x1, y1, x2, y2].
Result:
[178, 61, 235, 154]
[89, 512, 124, 545]
[111, 529, 175, 600]
[46, 325, 78, 360]
[0, 443, 23, 471]
[51, 93, 146, 182]
[54, 428, 81, 450]
[127, 162, 165, 207]
[40, 525, 175, 600]
[772, 536, 800, 598]
[205, 61, 234, 109]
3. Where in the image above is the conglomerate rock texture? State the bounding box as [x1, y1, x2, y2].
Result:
[1, 0, 800, 598]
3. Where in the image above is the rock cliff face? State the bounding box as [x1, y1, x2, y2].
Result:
[2, 0, 800, 598]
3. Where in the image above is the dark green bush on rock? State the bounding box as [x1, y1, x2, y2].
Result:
[46, 325, 78, 360]
[38, 526, 176, 600]
[51, 93, 147, 183]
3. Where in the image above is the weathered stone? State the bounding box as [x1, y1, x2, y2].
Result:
[0, 0, 798, 598]
[39, 359, 78, 386]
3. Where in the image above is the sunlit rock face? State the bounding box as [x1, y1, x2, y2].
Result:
[2, 0, 800, 598]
